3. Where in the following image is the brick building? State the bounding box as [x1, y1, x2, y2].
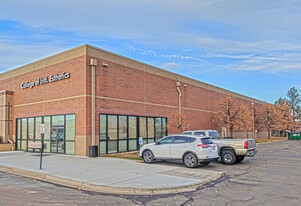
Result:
[0, 44, 266, 156]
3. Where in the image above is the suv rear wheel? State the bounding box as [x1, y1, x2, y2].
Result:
[221, 150, 236, 165]
[183, 153, 198, 168]
[143, 150, 154, 164]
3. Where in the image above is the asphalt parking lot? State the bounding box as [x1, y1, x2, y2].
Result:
[0, 140, 300, 206]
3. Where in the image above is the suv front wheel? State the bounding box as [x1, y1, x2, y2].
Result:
[143, 150, 154, 164]
[183, 153, 198, 168]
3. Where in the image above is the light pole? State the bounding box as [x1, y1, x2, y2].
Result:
[252, 102, 255, 139]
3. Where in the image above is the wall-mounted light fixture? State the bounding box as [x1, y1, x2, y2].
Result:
[102, 63, 109, 67]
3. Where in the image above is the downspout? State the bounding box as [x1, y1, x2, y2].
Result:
[7, 101, 14, 150]
[176, 82, 182, 115]
[90, 59, 97, 155]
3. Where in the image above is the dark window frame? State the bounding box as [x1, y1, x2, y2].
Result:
[99, 113, 167, 154]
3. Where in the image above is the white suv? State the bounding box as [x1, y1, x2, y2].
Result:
[139, 135, 219, 168]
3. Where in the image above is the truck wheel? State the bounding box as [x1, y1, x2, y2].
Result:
[221, 150, 236, 165]
[183, 153, 198, 168]
[236, 156, 245, 163]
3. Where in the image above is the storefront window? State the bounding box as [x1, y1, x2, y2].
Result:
[16, 114, 75, 155]
[35, 117, 42, 140]
[28, 118, 34, 140]
[66, 114, 75, 141]
[99, 114, 166, 154]
[119, 116, 127, 139]
[16, 119, 21, 150]
[108, 115, 117, 140]
[155, 118, 162, 140]
[147, 117, 155, 143]
[99, 115, 107, 140]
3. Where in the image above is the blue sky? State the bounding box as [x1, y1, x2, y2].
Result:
[0, 0, 301, 103]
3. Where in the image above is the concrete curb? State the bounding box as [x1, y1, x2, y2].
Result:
[0, 165, 224, 195]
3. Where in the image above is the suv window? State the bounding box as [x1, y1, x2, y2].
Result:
[195, 132, 206, 136]
[182, 132, 192, 135]
[201, 138, 214, 145]
[158, 137, 173, 145]
[189, 137, 196, 143]
[174, 136, 188, 144]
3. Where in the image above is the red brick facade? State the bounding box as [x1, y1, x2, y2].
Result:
[0, 44, 266, 156]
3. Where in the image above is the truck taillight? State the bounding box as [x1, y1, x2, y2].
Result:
[198, 144, 210, 148]
[244, 141, 248, 149]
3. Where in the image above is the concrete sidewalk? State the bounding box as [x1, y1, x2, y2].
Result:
[0, 151, 223, 195]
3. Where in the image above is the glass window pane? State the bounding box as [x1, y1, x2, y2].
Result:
[119, 140, 127, 152]
[129, 116, 137, 139]
[28, 140, 34, 152]
[99, 141, 107, 154]
[44, 117, 51, 141]
[148, 139, 155, 143]
[35, 117, 42, 140]
[108, 115, 117, 140]
[21, 140, 26, 151]
[119, 116, 127, 139]
[162, 118, 167, 136]
[17, 119, 21, 140]
[65, 142, 75, 155]
[129, 139, 137, 151]
[66, 114, 75, 141]
[174, 136, 188, 144]
[100, 115, 107, 140]
[139, 117, 147, 139]
[52, 115, 64, 126]
[155, 118, 162, 139]
[43, 141, 50, 152]
[158, 137, 173, 145]
[21, 118, 27, 140]
[28, 118, 34, 140]
[108, 141, 117, 153]
[147, 118, 154, 139]
[32, 140, 40, 153]
[17, 140, 20, 150]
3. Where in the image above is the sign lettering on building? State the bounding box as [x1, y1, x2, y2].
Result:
[21, 72, 70, 89]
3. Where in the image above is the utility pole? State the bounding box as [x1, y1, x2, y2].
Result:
[252, 102, 255, 139]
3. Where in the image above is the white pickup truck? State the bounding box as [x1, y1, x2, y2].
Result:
[182, 130, 257, 165]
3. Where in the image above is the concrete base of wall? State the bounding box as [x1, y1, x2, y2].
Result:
[0, 144, 12, 152]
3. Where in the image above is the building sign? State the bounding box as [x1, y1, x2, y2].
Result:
[21, 72, 70, 89]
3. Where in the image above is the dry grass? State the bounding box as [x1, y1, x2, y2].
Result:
[255, 136, 288, 144]
[100, 151, 142, 161]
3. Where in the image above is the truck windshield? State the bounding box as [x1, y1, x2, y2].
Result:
[209, 131, 219, 139]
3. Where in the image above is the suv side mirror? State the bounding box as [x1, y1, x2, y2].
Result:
[155, 142, 159, 145]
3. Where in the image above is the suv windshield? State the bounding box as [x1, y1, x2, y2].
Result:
[209, 131, 219, 139]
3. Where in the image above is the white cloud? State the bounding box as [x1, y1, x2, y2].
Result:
[0, 38, 66, 72]
[161, 63, 180, 70]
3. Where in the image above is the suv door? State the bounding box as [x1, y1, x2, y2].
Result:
[170, 136, 189, 160]
[152, 136, 173, 159]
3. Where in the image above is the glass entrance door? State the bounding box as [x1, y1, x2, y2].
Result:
[51, 126, 65, 153]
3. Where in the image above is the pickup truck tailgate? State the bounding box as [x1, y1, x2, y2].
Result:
[247, 139, 256, 149]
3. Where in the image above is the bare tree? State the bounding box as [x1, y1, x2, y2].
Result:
[166, 111, 190, 133]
